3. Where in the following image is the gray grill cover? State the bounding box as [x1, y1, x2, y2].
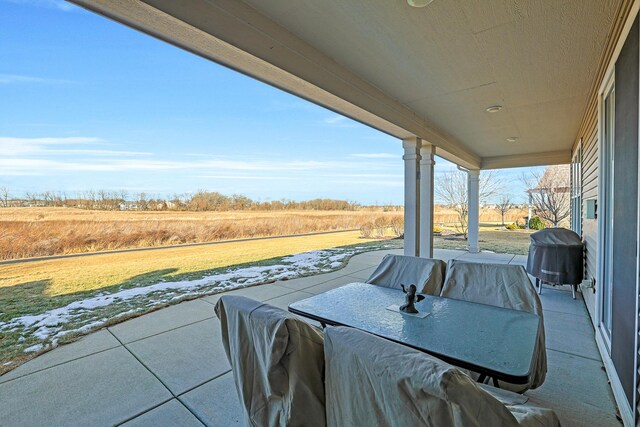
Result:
[526, 228, 583, 285]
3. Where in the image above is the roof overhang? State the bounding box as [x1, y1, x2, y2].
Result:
[481, 150, 571, 170]
[70, 0, 618, 170]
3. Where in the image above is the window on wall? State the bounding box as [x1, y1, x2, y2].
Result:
[570, 141, 582, 235]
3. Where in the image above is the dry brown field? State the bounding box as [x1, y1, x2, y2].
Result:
[433, 207, 528, 225]
[0, 206, 528, 260]
[0, 207, 401, 260]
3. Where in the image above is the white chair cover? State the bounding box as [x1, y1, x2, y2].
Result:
[366, 254, 447, 295]
[215, 295, 325, 427]
[324, 326, 560, 427]
[441, 260, 547, 390]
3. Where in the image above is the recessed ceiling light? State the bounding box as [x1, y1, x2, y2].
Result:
[506, 137, 518, 143]
[408, 0, 434, 7]
[486, 105, 503, 113]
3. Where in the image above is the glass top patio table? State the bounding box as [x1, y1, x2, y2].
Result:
[288, 282, 541, 384]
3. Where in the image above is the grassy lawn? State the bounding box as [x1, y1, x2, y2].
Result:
[0, 231, 387, 319]
[435, 226, 533, 255]
[0, 226, 529, 316]
[0, 232, 400, 372]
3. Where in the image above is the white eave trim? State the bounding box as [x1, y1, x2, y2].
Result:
[480, 150, 572, 170]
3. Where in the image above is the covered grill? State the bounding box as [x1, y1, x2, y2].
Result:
[526, 228, 583, 298]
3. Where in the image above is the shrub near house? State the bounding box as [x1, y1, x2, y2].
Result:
[529, 216, 546, 230]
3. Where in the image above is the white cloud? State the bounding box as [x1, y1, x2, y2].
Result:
[0, 158, 190, 175]
[198, 175, 291, 180]
[322, 115, 356, 127]
[324, 115, 347, 124]
[327, 173, 402, 179]
[328, 179, 403, 188]
[2, 0, 78, 12]
[0, 136, 403, 180]
[0, 74, 75, 85]
[0, 136, 105, 156]
[265, 99, 318, 113]
[0, 156, 398, 176]
[351, 153, 398, 159]
[43, 149, 153, 157]
[0, 136, 151, 157]
[0, 136, 102, 145]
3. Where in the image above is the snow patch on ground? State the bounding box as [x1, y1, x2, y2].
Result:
[1, 245, 394, 354]
[23, 344, 45, 353]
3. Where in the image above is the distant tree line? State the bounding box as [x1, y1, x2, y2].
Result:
[0, 187, 401, 211]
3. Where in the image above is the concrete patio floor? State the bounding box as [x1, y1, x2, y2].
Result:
[0, 249, 620, 426]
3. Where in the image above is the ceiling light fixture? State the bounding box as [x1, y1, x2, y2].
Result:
[506, 137, 518, 143]
[485, 105, 503, 113]
[408, 0, 434, 7]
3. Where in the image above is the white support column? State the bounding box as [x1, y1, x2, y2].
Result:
[419, 142, 435, 258]
[527, 192, 532, 229]
[403, 137, 421, 257]
[467, 169, 480, 253]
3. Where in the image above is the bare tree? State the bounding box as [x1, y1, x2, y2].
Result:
[136, 192, 149, 211]
[496, 195, 513, 226]
[0, 187, 8, 207]
[522, 165, 570, 227]
[83, 190, 97, 209]
[25, 192, 39, 206]
[117, 190, 128, 209]
[435, 170, 502, 237]
[11, 189, 376, 212]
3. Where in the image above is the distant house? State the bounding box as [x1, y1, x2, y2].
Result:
[525, 165, 571, 227]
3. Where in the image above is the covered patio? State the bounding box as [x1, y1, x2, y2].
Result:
[0, 249, 619, 426]
[70, 0, 619, 259]
[2, 0, 637, 425]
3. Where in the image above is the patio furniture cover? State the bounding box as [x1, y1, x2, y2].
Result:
[527, 227, 583, 285]
[440, 260, 546, 391]
[323, 326, 560, 427]
[366, 254, 447, 295]
[214, 295, 326, 427]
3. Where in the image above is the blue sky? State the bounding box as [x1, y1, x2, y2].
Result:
[0, 0, 534, 204]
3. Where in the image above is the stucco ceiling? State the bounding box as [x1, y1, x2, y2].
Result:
[241, 0, 618, 159]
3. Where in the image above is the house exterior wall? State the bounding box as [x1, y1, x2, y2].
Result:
[574, 100, 599, 320]
[569, 1, 638, 424]
[572, 0, 636, 323]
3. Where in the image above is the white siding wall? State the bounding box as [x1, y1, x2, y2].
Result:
[572, 0, 636, 325]
[570, 2, 638, 422]
[574, 108, 599, 321]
